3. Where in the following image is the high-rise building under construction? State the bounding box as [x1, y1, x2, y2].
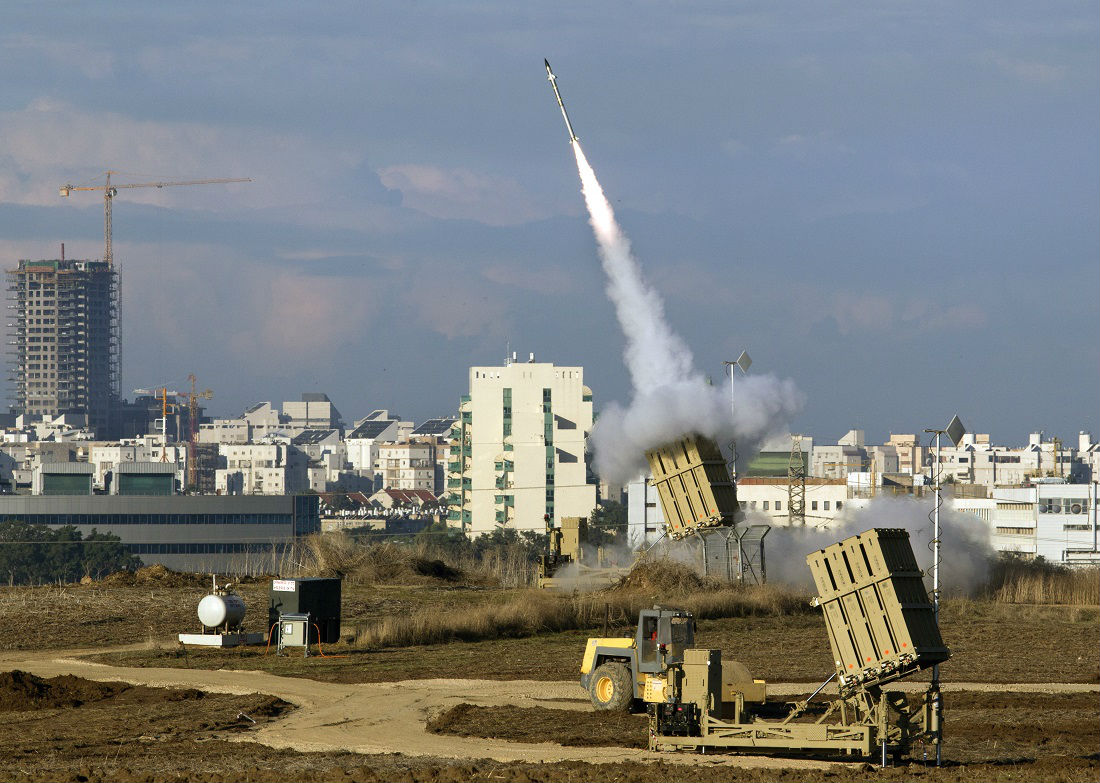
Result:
[7, 257, 119, 437]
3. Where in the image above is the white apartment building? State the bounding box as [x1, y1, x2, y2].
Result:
[811, 431, 867, 479]
[199, 402, 288, 444]
[375, 441, 434, 491]
[216, 441, 307, 495]
[929, 432, 1087, 486]
[954, 481, 1099, 565]
[283, 393, 344, 431]
[448, 356, 597, 535]
[345, 418, 400, 473]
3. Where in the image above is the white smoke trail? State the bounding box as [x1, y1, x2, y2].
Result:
[573, 144, 694, 390]
[570, 142, 802, 484]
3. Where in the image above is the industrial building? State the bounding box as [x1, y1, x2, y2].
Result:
[0, 493, 320, 574]
[7, 258, 119, 438]
[448, 355, 597, 534]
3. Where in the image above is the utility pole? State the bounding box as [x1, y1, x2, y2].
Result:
[788, 435, 806, 526]
[924, 414, 965, 768]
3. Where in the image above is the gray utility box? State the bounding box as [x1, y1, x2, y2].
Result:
[277, 613, 311, 653]
[268, 577, 341, 644]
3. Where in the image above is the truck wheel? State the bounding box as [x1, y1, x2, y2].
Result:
[589, 662, 633, 712]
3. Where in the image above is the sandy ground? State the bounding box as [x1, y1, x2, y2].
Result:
[2, 646, 1096, 774]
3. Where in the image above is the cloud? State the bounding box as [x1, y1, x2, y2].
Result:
[409, 273, 511, 340]
[3, 35, 116, 79]
[0, 97, 367, 217]
[981, 51, 1067, 85]
[773, 131, 853, 161]
[721, 138, 748, 157]
[378, 164, 547, 226]
[830, 292, 987, 335]
[481, 262, 576, 294]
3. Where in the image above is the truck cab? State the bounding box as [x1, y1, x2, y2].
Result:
[580, 607, 694, 711]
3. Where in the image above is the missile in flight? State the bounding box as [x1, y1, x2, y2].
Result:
[544, 59, 579, 144]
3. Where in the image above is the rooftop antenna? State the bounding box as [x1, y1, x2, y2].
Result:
[723, 350, 752, 378]
[923, 413, 965, 768]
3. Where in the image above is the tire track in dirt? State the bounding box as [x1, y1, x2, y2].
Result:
[1, 651, 1095, 771]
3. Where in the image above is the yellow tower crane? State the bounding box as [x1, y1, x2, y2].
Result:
[186, 374, 213, 492]
[59, 171, 252, 267]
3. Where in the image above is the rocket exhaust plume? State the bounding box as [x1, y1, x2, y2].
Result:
[548, 60, 803, 484]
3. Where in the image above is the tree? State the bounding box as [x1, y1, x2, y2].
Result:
[0, 520, 140, 585]
[587, 500, 627, 547]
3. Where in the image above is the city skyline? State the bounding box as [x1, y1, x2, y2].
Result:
[0, 3, 1096, 446]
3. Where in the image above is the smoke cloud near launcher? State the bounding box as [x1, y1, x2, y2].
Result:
[757, 495, 994, 595]
[567, 140, 802, 485]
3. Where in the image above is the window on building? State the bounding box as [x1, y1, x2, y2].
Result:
[811, 501, 818, 511]
[823, 501, 830, 511]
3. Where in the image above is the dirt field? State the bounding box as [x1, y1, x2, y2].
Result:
[0, 667, 1095, 783]
[79, 599, 1099, 687]
[428, 691, 1100, 764]
[1, 576, 1097, 782]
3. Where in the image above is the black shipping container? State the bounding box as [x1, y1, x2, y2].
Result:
[268, 577, 342, 644]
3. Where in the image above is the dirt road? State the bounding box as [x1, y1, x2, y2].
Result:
[2, 649, 1096, 772]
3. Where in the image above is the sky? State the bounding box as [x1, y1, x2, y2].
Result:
[1, 2, 1096, 446]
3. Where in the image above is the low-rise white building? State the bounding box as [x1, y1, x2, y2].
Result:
[737, 477, 849, 526]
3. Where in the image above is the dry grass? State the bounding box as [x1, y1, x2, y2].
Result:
[984, 557, 1099, 606]
[295, 534, 472, 585]
[355, 566, 810, 649]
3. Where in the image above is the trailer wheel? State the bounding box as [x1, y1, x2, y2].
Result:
[589, 662, 633, 712]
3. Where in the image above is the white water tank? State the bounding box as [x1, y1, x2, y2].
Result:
[197, 593, 247, 630]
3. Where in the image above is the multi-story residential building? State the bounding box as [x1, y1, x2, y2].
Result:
[885, 434, 924, 476]
[199, 401, 284, 444]
[375, 440, 434, 491]
[954, 481, 1099, 566]
[811, 444, 866, 479]
[283, 393, 344, 432]
[447, 356, 597, 535]
[345, 418, 400, 475]
[929, 432, 1088, 486]
[7, 258, 119, 438]
[216, 441, 307, 495]
[411, 418, 458, 494]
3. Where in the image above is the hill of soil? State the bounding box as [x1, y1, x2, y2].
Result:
[605, 560, 713, 593]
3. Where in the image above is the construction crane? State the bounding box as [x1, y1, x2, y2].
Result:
[59, 171, 252, 267]
[134, 378, 212, 488]
[133, 386, 183, 461]
[185, 374, 213, 492]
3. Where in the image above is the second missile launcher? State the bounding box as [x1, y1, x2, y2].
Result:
[645, 435, 740, 539]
